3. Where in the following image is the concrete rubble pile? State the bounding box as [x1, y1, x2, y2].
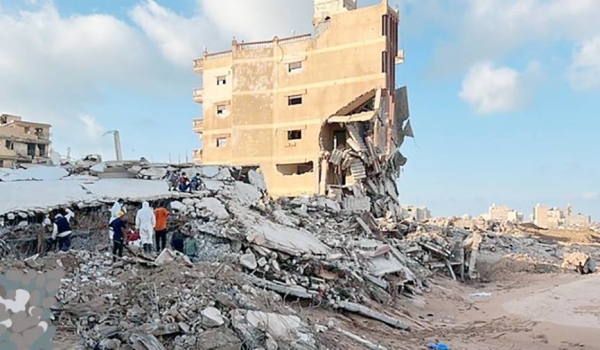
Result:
[2, 165, 600, 349]
[319, 88, 412, 221]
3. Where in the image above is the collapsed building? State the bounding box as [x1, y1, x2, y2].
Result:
[192, 0, 412, 219]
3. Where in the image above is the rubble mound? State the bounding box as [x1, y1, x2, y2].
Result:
[2, 165, 600, 349]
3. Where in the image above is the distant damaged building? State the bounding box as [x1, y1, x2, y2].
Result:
[192, 0, 412, 217]
[0, 114, 52, 168]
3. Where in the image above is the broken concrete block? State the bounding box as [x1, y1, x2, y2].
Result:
[248, 169, 267, 192]
[196, 328, 242, 350]
[201, 307, 225, 327]
[182, 198, 196, 206]
[170, 201, 185, 211]
[257, 257, 268, 267]
[197, 197, 229, 220]
[240, 252, 258, 270]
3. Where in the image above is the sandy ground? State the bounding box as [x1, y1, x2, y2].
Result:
[397, 272, 600, 350]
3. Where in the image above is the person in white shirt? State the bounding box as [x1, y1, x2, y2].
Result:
[136, 201, 156, 253]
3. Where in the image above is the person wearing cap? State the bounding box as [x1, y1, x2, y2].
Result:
[51, 208, 75, 252]
[109, 211, 127, 263]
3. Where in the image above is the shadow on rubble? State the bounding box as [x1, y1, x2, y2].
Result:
[475, 254, 560, 283]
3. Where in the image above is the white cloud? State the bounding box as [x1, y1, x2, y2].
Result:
[130, 0, 313, 68]
[567, 36, 600, 91]
[199, 0, 312, 42]
[423, 0, 600, 78]
[130, 1, 211, 67]
[0, 2, 168, 157]
[459, 62, 526, 114]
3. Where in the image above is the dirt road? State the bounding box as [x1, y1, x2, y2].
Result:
[403, 273, 600, 349]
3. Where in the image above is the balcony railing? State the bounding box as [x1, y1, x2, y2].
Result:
[395, 49, 405, 65]
[205, 50, 232, 60]
[193, 88, 204, 103]
[193, 58, 204, 72]
[193, 118, 203, 133]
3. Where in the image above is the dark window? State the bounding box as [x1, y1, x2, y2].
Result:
[216, 105, 227, 115]
[382, 51, 388, 73]
[4, 140, 13, 150]
[333, 130, 346, 149]
[27, 143, 36, 157]
[287, 130, 302, 140]
[217, 76, 227, 85]
[288, 95, 303, 106]
[276, 162, 314, 176]
[38, 144, 46, 156]
[216, 137, 227, 147]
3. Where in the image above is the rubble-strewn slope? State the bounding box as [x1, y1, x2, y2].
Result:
[1, 166, 599, 349]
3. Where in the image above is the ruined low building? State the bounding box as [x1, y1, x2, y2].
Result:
[192, 0, 412, 218]
[0, 114, 52, 168]
[401, 205, 431, 221]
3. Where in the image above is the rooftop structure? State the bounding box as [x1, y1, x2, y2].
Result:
[192, 0, 410, 204]
[0, 114, 52, 168]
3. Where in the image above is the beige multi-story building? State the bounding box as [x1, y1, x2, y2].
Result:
[0, 114, 52, 168]
[533, 204, 592, 229]
[192, 0, 410, 201]
[485, 204, 523, 223]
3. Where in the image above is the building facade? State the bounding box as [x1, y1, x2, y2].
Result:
[192, 0, 410, 201]
[485, 204, 523, 223]
[0, 114, 52, 168]
[533, 204, 592, 229]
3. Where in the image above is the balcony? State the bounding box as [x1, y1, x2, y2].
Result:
[192, 149, 202, 164]
[193, 118, 204, 134]
[193, 58, 204, 73]
[395, 49, 405, 65]
[193, 88, 204, 103]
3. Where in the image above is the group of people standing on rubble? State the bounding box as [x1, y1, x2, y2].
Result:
[107, 199, 199, 263]
[43, 198, 199, 264]
[167, 171, 205, 193]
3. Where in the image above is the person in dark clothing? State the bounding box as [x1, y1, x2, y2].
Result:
[109, 211, 127, 263]
[178, 172, 191, 193]
[52, 208, 75, 252]
[190, 173, 204, 191]
[170, 230, 186, 253]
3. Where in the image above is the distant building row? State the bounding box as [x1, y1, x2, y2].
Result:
[532, 204, 591, 229]
[483, 203, 592, 228]
[0, 114, 52, 168]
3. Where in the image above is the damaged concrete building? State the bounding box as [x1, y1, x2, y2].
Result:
[0, 114, 52, 168]
[192, 0, 412, 217]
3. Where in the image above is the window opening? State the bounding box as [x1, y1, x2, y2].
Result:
[288, 61, 303, 73]
[288, 95, 303, 106]
[287, 130, 302, 140]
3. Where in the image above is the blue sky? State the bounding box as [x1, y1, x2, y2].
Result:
[0, 0, 598, 219]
